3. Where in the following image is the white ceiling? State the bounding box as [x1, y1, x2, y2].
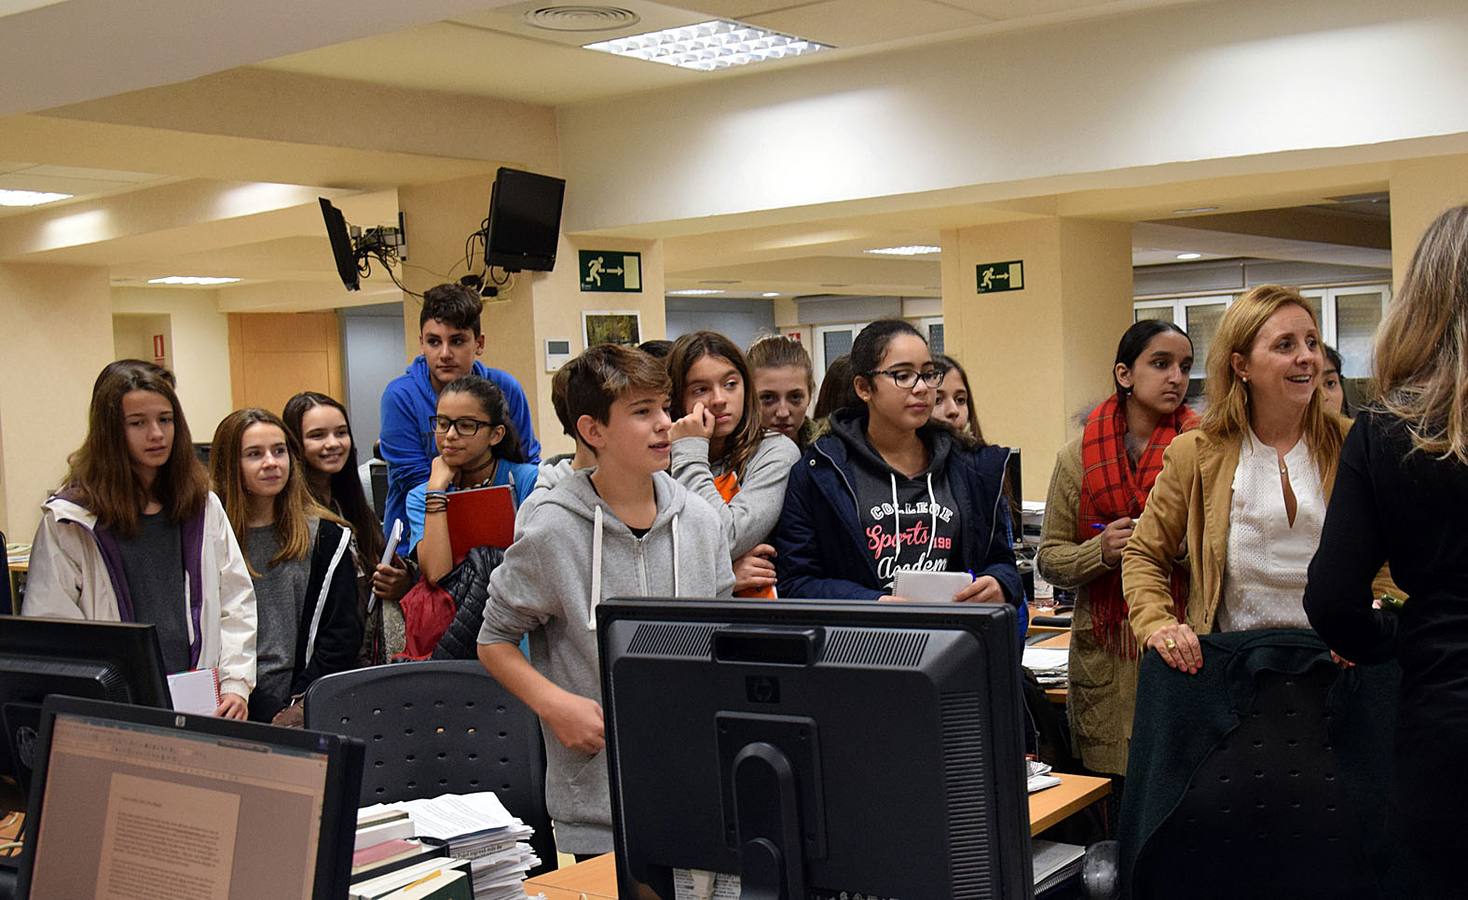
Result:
[258, 0, 1210, 106]
[0, 163, 172, 219]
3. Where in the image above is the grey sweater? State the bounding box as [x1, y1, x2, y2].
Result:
[669, 432, 800, 558]
[478, 469, 734, 853]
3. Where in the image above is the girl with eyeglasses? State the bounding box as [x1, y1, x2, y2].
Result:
[24, 360, 257, 720]
[668, 332, 802, 598]
[773, 320, 1024, 610]
[283, 391, 412, 665]
[408, 375, 539, 584]
[211, 408, 360, 725]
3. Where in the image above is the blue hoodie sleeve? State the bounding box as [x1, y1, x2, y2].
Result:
[380, 375, 430, 538]
[773, 458, 882, 601]
[484, 368, 541, 464]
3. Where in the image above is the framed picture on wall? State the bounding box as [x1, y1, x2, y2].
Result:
[583, 310, 642, 348]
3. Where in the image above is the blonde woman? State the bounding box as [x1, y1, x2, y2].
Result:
[1123, 285, 1348, 671]
[1305, 205, 1468, 895]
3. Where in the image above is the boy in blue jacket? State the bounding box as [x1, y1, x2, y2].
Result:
[379, 284, 540, 537]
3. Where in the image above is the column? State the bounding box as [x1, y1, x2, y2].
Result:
[0, 263, 114, 538]
[1390, 154, 1468, 289]
[940, 218, 1133, 500]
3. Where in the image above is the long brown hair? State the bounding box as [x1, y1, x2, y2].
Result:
[1374, 204, 1468, 462]
[1200, 285, 1343, 476]
[668, 331, 765, 481]
[282, 391, 385, 565]
[62, 359, 209, 537]
[210, 408, 341, 574]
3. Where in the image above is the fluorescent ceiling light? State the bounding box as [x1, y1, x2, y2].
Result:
[1175, 253, 1203, 261]
[761, 292, 781, 297]
[864, 245, 941, 256]
[585, 20, 830, 72]
[667, 288, 724, 296]
[1172, 206, 1219, 214]
[148, 276, 242, 286]
[0, 189, 72, 207]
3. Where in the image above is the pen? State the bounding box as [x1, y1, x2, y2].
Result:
[1090, 523, 1106, 530]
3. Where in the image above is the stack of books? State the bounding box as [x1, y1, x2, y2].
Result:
[356, 792, 538, 900]
[350, 809, 469, 899]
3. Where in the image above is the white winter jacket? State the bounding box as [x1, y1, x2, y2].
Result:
[22, 493, 258, 699]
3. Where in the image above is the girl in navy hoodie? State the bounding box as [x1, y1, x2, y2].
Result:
[774, 320, 1023, 611]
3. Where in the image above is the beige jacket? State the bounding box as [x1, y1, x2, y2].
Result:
[22, 492, 258, 699]
[1123, 416, 1392, 645]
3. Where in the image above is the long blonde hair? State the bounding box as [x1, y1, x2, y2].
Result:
[1374, 204, 1468, 463]
[1201, 284, 1343, 476]
[210, 408, 342, 575]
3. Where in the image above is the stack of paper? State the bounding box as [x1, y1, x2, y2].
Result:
[1022, 646, 1069, 689]
[350, 858, 471, 899]
[358, 792, 538, 900]
[1026, 759, 1062, 794]
[1031, 839, 1086, 893]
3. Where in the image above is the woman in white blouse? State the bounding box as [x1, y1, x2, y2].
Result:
[1121, 285, 1351, 673]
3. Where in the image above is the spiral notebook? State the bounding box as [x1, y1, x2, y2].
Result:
[166, 667, 220, 715]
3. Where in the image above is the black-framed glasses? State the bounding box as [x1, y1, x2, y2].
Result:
[428, 415, 499, 436]
[867, 366, 948, 390]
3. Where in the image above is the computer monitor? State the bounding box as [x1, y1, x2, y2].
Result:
[598, 598, 1032, 899]
[0, 616, 172, 783]
[1005, 448, 1023, 544]
[484, 167, 566, 273]
[319, 197, 361, 291]
[17, 695, 364, 900]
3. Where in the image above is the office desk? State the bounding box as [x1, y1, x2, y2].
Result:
[1031, 630, 1070, 704]
[524, 773, 1111, 898]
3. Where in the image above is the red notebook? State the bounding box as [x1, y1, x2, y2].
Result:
[445, 484, 516, 563]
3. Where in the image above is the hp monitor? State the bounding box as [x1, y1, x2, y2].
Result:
[598, 598, 1032, 900]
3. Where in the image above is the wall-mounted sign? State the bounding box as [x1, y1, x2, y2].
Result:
[976, 260, 1024, 294]
[579, 250, 642, 293]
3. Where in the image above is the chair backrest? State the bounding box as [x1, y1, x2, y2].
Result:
[369, 462, 389, 521]
[1132, 663, 1379, 898]
[304, 660, 556, 875]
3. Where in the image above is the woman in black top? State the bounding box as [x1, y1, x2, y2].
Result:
[1304, 204, 1468, 896]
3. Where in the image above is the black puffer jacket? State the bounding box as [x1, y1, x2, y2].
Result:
[431, 545, 505, 661]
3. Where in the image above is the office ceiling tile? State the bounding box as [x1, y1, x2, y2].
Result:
[746, 0, 989, 46]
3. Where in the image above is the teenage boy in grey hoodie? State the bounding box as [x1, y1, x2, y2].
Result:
[478, 344, 735, 857]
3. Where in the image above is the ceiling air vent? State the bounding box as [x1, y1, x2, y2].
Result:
[524, 6, 641, 32]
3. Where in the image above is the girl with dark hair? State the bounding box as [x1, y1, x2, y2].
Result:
[24, 360, 256, 719]
[1036, 319, 1196, 777]
[812, 354, 860, 421]
[212, 408, 360, 725]
[283, 391, 411, 665]
[1321, 344, 1349, 417]
[410, 374, 539, 584]
[668, 331, 801, 597]
[773, 320, 1024, 611]
[931, 354, 987, 444]
[748, 334, 816, 448]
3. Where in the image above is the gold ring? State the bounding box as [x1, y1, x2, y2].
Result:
[1164, 638, 1177, 650]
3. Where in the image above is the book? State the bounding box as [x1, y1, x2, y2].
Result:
[382, 867, 472, 900]
[351, 859, 469, 900]
[353, 839, 430, 875]
[166, 667, 220, 715]
[355, 817, 416, 852]
[445, 484, 516, 561]
[357, 809, 411, 830]
[1031, 839, 1086, 893]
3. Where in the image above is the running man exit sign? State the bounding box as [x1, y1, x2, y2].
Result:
[976, 260, 1024, 294]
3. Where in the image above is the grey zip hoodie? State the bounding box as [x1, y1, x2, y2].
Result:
[478, 468, 734, 853]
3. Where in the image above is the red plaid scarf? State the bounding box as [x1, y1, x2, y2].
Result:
[1077, 394, 1197, 657]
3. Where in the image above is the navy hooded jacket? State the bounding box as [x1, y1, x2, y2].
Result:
[773, 408, 1025, 622]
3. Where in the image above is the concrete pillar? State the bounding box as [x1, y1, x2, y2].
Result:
[940, 218, 1133, 500]
[0, 263, 114, 537]
[1390, 154, 1468, 290]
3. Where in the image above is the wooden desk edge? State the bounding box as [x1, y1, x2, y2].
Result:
[523, 773, 1112, 897]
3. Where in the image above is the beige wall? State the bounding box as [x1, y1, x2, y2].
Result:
[112, 313, 170, 365]
[941, 218, 1132, 500]
[1390, 154, 1468, 290]
[0, 263, 113, 538]
[112, 287, 234, 435]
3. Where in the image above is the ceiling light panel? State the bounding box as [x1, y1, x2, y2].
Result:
[584, 20, 830, 71]
[147, 276, 241, 286]
[0, 189, 71, 207]
[667, 288, 724, 296]
[864, 245, 941, 256]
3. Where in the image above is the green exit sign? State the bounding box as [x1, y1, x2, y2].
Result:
[976, 260, 1024, 294]
[578, 250, 642, 293]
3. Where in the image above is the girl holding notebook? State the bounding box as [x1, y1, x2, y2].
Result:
[408, 375, 538, 583]
[24, 360, 256, 719]
[211, 408, 361, 725]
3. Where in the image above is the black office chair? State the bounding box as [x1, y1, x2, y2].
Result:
[369, 462, 389, 522]
[1085, 633, 1399, 899]
[304, 660, 557, 876]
